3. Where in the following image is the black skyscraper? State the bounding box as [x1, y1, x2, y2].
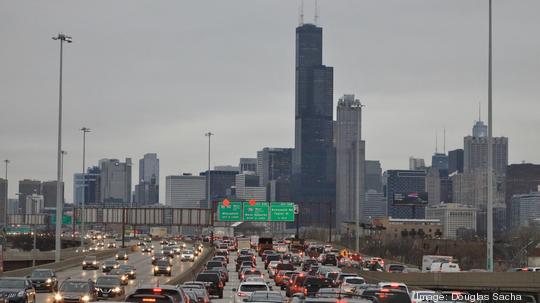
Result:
[292, 23, 335, 227]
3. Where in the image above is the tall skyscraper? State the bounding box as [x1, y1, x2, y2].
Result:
[73, 166, 101, 206]
[165, 174, 206, 208]
[365, 160, 383, 193]
[136, 153, 159, 205]
[364, 190, 386, 220]
[448, 149, 464, 174]
[292, 22, 335, 226]
[385, 170, 427, 219]
[473, 120, 488, 138]
[42, 181, 64, 209]
[99, 158, 132, 206]
[0, 178, 7, 224]
[235, 173, 266, 202]
[432, 153, 449, 170]
[505, 164, 540, 229]
[335, 94, 365, 224]
[409, 157, 426, 170]
[464, 136, 508, 176]
[18, 179, 41, 214]
[256, 148, 293, 187]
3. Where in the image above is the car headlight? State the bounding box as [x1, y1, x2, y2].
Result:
[130, 270, 134, 275]
[81, 295, 90, 302]
[92, 261, 97, 265]
[154, 266, 159, 270]
[167, 267, 171, 271]
[46, 278, 52, 283]
[113, 287, 121, 293]
[102, 265, 106, 268]
[55, 294, 62, 301]
[17, 291, 25, 297]
[115, 254, 119, 258]
[82, 261, 87, 265]
[121, 276, 127, 280]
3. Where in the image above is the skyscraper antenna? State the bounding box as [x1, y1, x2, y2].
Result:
[299, 0, 304, 25]
[443, 127, 446, 154]
[479, 102, 482, 121]
[435, 131, 438, 154]
[314, 0, 319, 25]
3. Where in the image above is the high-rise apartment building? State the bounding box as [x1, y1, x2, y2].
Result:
[426, 203, 477, 239]
[464, 136, 508, 175]
[25, 194, 44, 215]
[99, 158, 132, 206]
[335, 94, 365, 224]
[364, 190, 386, 220]
[365, 160, 382, 193]
[409, 157, 426, 171]
[165, 174, 206, 208]
[135, 153, 159, 205]
[432, 153, 449, 171]
[0, 178, 7, 224]
[42, 181, 64, 209]
[385, 170, 427, 219]
[18, 179, 41, 214]
[292, 22, 335, 226]
[73, 166, 101, 206]
[510, 191, 540, 228]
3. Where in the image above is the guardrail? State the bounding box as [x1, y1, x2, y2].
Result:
[166, 244, 215, 285]
[1, 245, 137, 278]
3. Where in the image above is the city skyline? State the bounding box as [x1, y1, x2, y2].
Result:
[2, 1, 539, 202]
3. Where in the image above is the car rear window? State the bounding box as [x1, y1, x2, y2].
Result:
[364, 291, 412, 303]
[276, 263, 295, 270]
[207, 261, 223, 267]
[239, 284, 269, 292]
[267, 255, 282, 261]
[327, 272, 338, 280]
[196, 273, 219, 282]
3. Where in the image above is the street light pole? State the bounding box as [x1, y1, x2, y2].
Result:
[80, 127, 90, 250]
[52, 33, 72, 263]
[205, 132, 214, 209]
[486, 0, 494, 272]
[3, 159, 9, 228]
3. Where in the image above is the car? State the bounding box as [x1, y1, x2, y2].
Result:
[141, 245, 154, 253]
[95, 276, 125, 299]
[107, 242, 117, 249]
[290, 255, 303, 266]
[205, 261, 226, 270]
[115, 250, 128, 260]
[119, 264, 137, 279]
[385, 264, 406, 273]
[195, 272, 224, 298]
[302, 259, 319, 271]
[267, 261, 281, 278]
[234, 282, 270, 303]
[240, 269, 264, 281]
[321, 254, 338, 266]
[152, 253, 167, 265]
[410, 290, 437, 303]
[82, 256, 99, 270]
[206, 267, 229, 283]
[335, 273, 358, 286]
[96, 242, 105, 248]
[28, 269, 58, 292]
[377, 282, 410, 294]
[154, 259, 173, 276]
[275, 270, 298, 287]
[102, 260, 120, 272]
[340, 276, 365, 293]
[236, 256, 257, 271]
[0, 277, 36, 303]
[212, 256, 227, 264]
[185, 288, 210, 303]
[162, 247, 175, 258]
[244, 291, 285, 303]
[286, 273, 306, 297]
[54, 279, 97, 303]
[88, 246, 98, 252]
[264, 254, 282, 269]
[106, 269, 129, 285]
[359, 287, 412, 303]
[126, 285, 188, 303]
[303, 276, 333, 296]
[181, 250, 195, 262]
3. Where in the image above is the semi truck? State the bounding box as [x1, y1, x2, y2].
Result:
[237, 237, 251, 250]
[257, 237, 273, 256]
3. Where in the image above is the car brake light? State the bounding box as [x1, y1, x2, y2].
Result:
[237, 292, 247, 297]
[380, 288, 390, 292]
[153, 288, 162, 293]
[390, 283, 400, 288]
[143, 299, 156, 302]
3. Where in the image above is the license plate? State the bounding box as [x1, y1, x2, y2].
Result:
[103, 294, 108, 297]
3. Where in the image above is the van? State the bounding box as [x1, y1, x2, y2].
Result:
[430, 262, 460, 272]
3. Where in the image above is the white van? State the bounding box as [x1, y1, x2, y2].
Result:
[430, 262, 460, 272]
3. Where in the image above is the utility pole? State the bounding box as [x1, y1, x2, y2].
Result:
[80, 127, 90, 250]
[486, 0, 494, 272]
[3, 159, 9, 228]
[52, 33, 72, 263]
[205, 132, 214, 209]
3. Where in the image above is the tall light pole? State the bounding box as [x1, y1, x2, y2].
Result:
[3, 159, 9, 228]
[486, 0, 494, 272]
[52, 33, 72, 262]
[205, 132, 214, 210]
[80, 127, 90, 249]
[61, 151, 67, 181]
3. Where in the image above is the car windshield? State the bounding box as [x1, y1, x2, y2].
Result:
[96, 277, 120, 285]
[60, 282, 89, 292]
[184, 250, 193, 254]
[31, 270, 53, 277]
[104, 261, 117, 265]
[157, 260, 169, 266]
[84, 257, 96, 261]
[119, 265, 133, 270]
[327, 273, 338, 280]
[0, 279, 26, 288]
[344, 278, 364, 284]
[240, 284, 269, 292]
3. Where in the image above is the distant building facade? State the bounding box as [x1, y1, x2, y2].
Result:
[409, 157, 426, 171]
[42, 181, 64, 209]
[135, 153, 159, 205]
[510, 191, 540, 229]
[448, 149, 464, 174]
[74, 166, 101, 206]
[365, 160, 382, 193]
[0, 178, 6, 223]
[426, 203, 477, 239]
[239, 158, 258, 174]
[256, 148, 293, 187]
[235, 173, 266, 201]
[165, 174, 206, 208]
[385, 170, 427, 219]
[99, 158, 132, 206]
[25, 194, 44, 214]
[505, 164, 540, 229]
[18, 179, 41, 214]
[364, 190, 386, 220]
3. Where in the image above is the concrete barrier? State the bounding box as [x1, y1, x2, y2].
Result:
[166, 245, 215, 285]
[1, 245, 137, 278]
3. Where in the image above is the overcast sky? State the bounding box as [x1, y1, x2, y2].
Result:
[1, 0, 539, 202]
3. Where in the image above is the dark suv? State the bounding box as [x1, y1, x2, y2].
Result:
[95, 276, 124, 299]
[195, 272, 223, 299]
[54, 279, 97, 303]
[115, 249, 129, 260]
[321, 254, 337, 266]
[302, 259, 318, 271]
[29, 269, 58, 292]
[154, 259, 172, 276]
[0, 277, 35, 303]
[81, 256, 99, 270]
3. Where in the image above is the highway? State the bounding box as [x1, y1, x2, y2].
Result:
[34, 240, 201, 303]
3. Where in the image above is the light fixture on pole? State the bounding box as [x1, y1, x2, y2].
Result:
[80, 127, 90, 249]
[486, 0, 494, 272]
[52, 33, 72, 263]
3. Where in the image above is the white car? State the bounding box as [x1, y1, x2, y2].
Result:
[340, 276, 365, 293]
[267, 261, 281, 277]
[234, 282, 270, 302]
[181, 250, 195, 262]
[378, 282, 409, 294]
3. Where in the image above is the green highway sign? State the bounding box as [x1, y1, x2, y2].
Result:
[270, 202, 295, 222]
[51, 215, 80, 225]
[218, 201, 243, 221]
[243, 202, 269, 221]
